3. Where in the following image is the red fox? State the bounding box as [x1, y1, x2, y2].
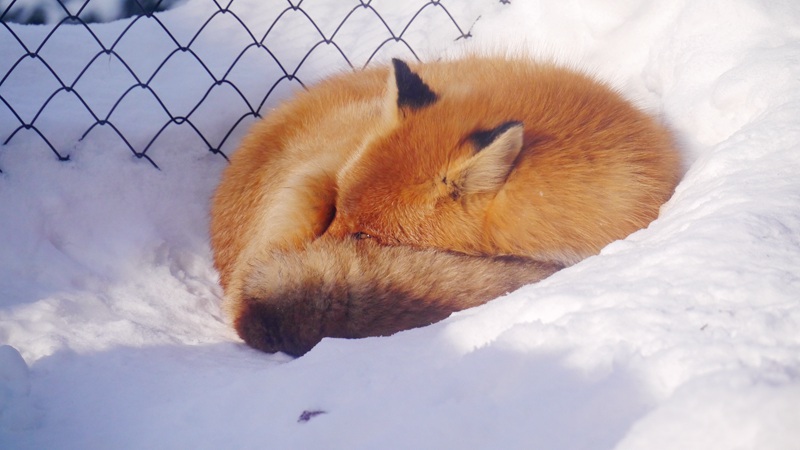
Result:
[210, 56, 681, 356]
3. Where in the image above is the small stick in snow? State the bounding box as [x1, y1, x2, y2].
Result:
[297, 410, 327, 423]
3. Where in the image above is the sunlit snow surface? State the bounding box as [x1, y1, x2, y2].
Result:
[1, 1, 799, 449]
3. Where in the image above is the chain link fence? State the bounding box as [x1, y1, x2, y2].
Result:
[0, 0, 488, 172]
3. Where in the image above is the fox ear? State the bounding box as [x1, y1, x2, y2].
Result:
[384, 59, 437, 122]
[452, 122, 524, 196]
[392, 58, 437, 109]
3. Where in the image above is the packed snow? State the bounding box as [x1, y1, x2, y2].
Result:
[1, 0, 799, 449]
[0, 0, 185, 25]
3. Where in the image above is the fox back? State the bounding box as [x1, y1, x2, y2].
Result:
[327, 57, 682, 264]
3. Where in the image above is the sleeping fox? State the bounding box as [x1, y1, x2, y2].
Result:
[210, 56, 681, 356]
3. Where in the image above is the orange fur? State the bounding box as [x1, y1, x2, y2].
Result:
[328, 57, 682, 264]
[209, 56, 682, 355]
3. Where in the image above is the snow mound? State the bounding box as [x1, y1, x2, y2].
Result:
[0, 345, 40, 432]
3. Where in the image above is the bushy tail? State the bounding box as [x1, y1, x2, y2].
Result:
[231, 236, 561, 356]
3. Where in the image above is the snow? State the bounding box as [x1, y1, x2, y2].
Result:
[0, 0, 185, 25]
[1, 0, 799, 448]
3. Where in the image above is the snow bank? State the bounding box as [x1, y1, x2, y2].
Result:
[1, 1, 799, 449]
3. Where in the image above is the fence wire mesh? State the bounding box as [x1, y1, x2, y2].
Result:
[0, 0, 485, 172]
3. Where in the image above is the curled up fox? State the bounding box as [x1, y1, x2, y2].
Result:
[210, 56, 681, 356]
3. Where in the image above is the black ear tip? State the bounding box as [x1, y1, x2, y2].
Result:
[469, 120, 525, 151]
[500, 121, 524, 133]
[392, 58, 438, 110]
[391, 58, 412, 79]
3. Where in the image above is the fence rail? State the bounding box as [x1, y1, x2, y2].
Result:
[0, 0, 482, 172]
